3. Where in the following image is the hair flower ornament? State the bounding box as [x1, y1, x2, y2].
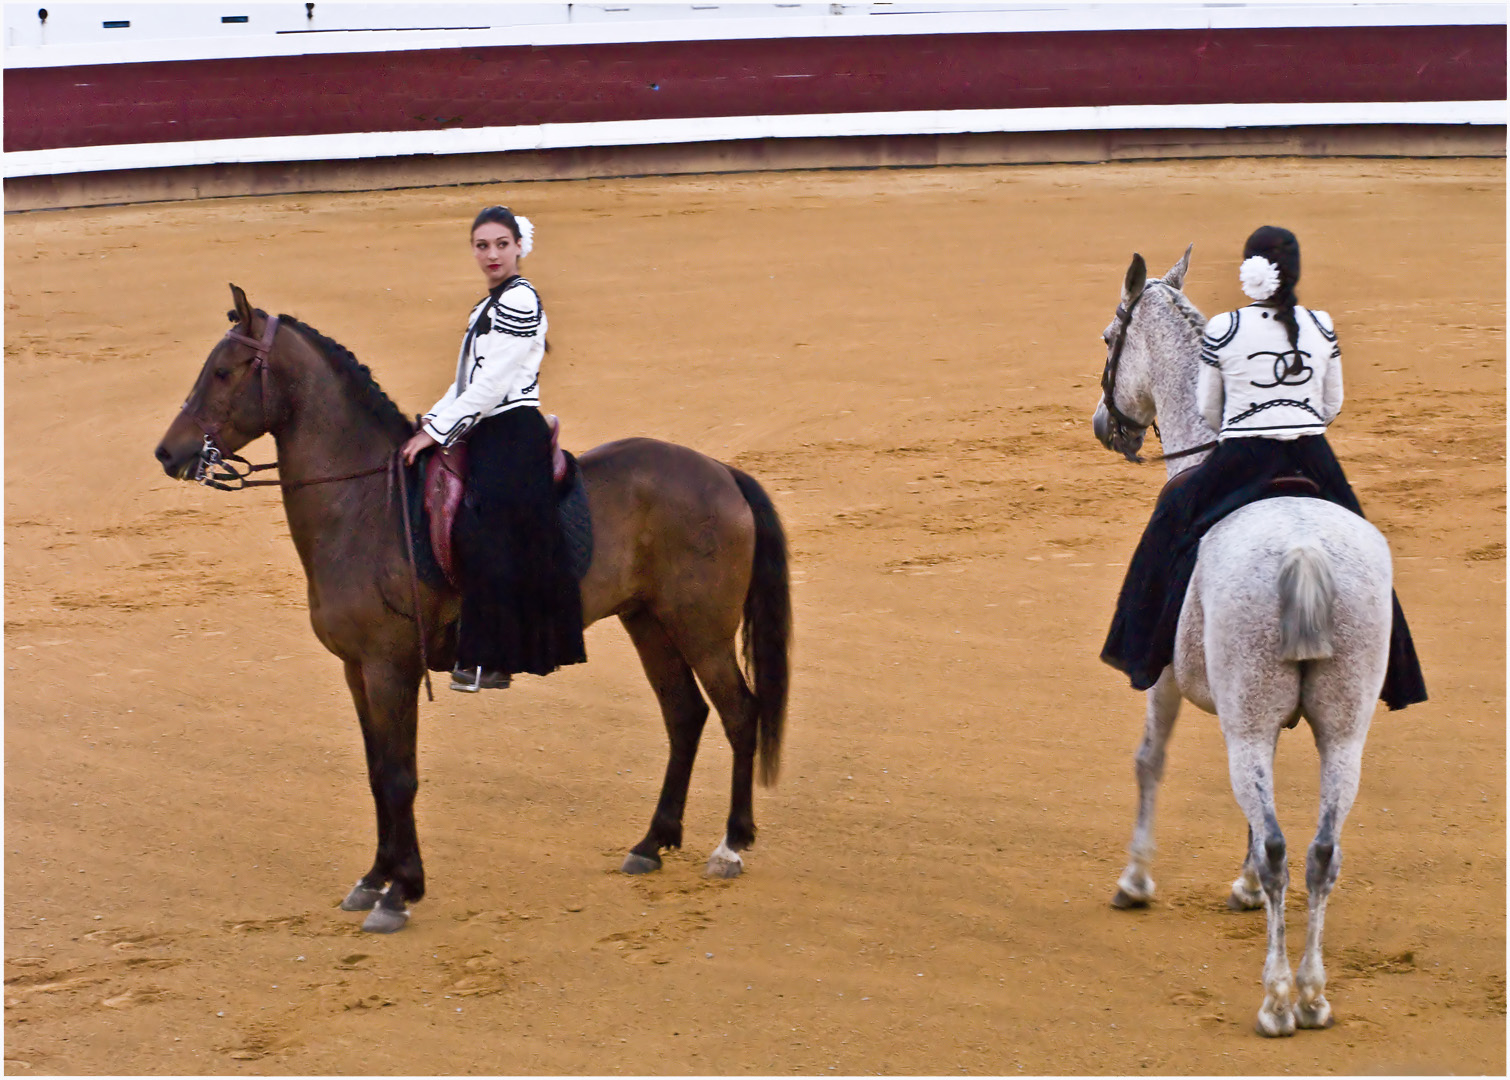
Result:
[1239, 254, 1280, 301]
[516, 215, 535, 258]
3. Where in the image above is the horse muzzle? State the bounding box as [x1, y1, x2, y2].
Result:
[155, 411, 224, 483]
[155, 434, 201, 481]
[1092, 399, 1145, 463]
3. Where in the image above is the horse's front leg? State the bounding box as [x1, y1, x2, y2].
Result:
[1113, 668, 1181, 908]
[340, 657, 425, 932]
[1228, 824, 1265, 910]
[338, 660, 390, 911]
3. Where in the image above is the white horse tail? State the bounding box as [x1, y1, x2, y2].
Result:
[1278, 542, 1336, 661]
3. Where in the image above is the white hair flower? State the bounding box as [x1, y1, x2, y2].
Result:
[515, 214, 534, 258]
[1239, 254, 1280, 301]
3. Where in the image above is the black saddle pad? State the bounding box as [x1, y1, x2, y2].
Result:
[402, 451, 593, 590]
[557, 451, 594, 581]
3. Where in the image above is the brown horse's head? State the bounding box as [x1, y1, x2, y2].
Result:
[154, 284, 278, 480]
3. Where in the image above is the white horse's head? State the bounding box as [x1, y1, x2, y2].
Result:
[1092, 245, 1202, 462]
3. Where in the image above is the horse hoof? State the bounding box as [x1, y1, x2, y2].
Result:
[621, 853, 661, 875]
[340, 883, 384, 912]
[705, 853, 743, 879]
[1254, 1007, 1297, 1038]
[1295, 999, 1333, 1030]
[1111, 889, 1149, 910]
[361, 906, 410, 934]
[1228, 877, 1264, 910]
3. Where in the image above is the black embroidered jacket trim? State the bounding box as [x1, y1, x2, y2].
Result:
[1304, 308, 1338, 342]
[490, 278, 543, 338]
[1201, 309, 1240, 366]
[1225, 397, 1326, 427]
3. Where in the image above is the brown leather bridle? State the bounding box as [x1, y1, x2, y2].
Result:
[185, 315, 389, 491]
[184, 315, 283, 489]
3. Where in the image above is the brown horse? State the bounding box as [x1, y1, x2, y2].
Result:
[154, 285, 791, 933]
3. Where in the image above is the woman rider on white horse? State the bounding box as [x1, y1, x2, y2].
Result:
[1101, 225, 1427, 710]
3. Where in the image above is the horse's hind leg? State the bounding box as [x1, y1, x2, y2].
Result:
[1222, 716, 1297, 1037]
[687, 646, 759, 879]
[1113, 668, 1181, 908]
[344, 658, 424, 933]
[620, 610, 709, 874]
[1295, 710, 1369, 1030]
[1230, 723, 1286, 912]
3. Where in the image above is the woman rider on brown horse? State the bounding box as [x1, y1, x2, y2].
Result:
[401, 206, 586, 692]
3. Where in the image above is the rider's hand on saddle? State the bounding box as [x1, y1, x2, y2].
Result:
[401, 429, 438, 465]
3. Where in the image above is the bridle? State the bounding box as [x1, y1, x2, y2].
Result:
[1099, 285, 1156, 460]
[1100, 280, 1215, 465]
[183, 315, 283, 489]
[183, 315, 388, 491]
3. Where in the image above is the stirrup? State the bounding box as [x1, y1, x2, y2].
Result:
[450, 666, 510, 692]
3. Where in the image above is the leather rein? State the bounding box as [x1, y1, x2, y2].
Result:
[184, 315, 437, 700]
[1101, 280, 1216, 465]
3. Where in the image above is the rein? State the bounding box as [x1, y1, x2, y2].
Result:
[1100, 280, 1217, 465]
[193, 442, 389, 492]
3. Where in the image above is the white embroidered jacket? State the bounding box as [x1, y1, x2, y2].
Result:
[421, 277, 547, 447]
[1198, 302, 1343, 440]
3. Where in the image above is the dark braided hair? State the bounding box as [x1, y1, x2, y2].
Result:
[1243, 225, 1302, 351]
[472, 205, 521, 240]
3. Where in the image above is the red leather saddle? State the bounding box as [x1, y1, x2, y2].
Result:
[424, 415, 569, 589]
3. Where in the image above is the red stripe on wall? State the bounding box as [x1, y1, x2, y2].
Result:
[6, 25, 1504, 153]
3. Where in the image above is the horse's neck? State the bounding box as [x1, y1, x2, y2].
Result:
[271, 347, 401, 479]
[268, 345, 404, 569]
[1149, 315, 1214, 478]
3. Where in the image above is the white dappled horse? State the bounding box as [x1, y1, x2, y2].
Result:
[1092, 247, 1394, 1037]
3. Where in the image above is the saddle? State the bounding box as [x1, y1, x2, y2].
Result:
[421, 414, 591, 590]
[1158, 468, 1321, 503]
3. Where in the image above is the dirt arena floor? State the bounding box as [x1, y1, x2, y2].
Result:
[5, 156, 1504, 1075]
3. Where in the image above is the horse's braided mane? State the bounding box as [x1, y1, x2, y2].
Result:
[268, 310, 415, 440]
[1160, 281, 1208, 336]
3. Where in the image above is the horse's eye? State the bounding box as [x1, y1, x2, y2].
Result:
[214, 367, 230, 380]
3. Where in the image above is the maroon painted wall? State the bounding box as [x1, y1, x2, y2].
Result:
[6, 25, 1504, 153]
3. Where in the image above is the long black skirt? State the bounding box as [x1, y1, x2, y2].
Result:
[1101, 435, 1426, 710]
[452, 407, 587, 677]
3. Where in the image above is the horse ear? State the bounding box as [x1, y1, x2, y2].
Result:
[1122, 253, 1147, 303]
[229, 283, 253, 329]
[1165, 244, 1193, 289]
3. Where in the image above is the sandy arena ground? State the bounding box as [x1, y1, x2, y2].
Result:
[4, 156, 1505, 1075]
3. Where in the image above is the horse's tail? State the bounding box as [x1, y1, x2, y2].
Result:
[728, 466, 791, 788]
[1278, 542, 1336, 662]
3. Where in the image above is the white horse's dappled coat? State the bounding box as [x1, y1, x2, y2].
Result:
[1092, 248, 1394, 1037]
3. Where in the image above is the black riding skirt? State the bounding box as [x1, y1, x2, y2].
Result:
[452, 406, 587, 677]
[1101, 434, 1426, 710]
